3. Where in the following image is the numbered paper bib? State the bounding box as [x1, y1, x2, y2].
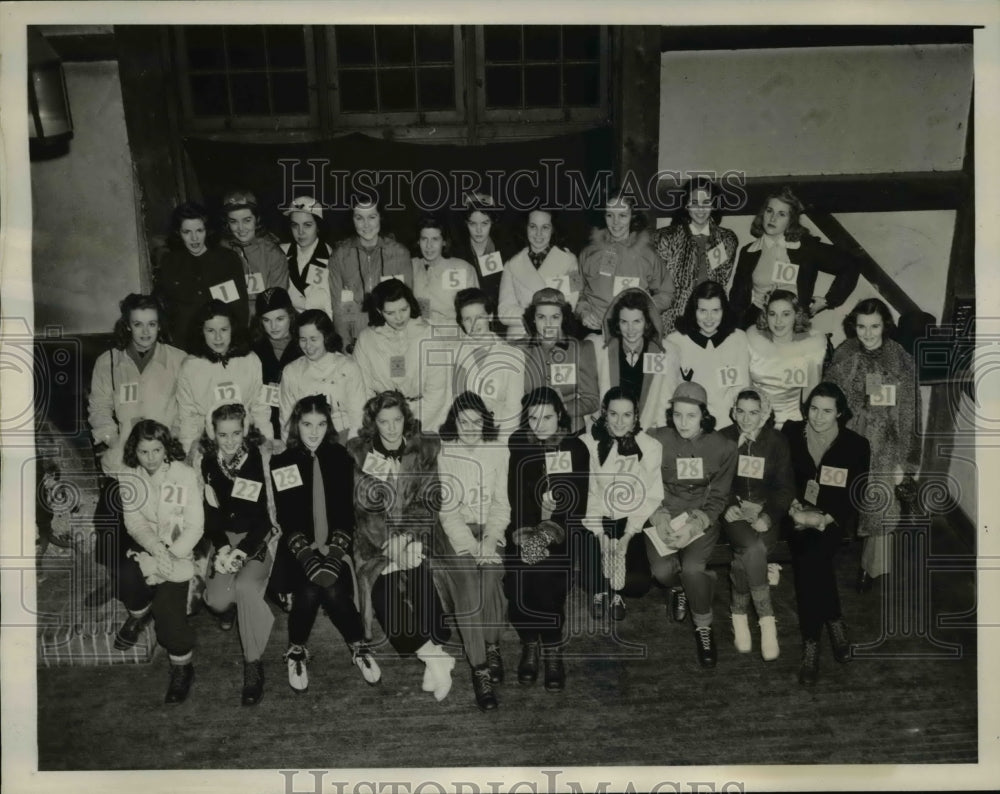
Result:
[550, 363, 576, 386]
[119, 383, 139, 404]
[389, 355, 406, 379]
[480, 377, 498, 399]
[263, 383, 281, 408]
[232, 477, 263, 502]
[362, 452, 392, 482]
[676, 457, 704, 480]
[613, 275, 640, 296]
[819, 465, 849, 487]
[271, 464, 303, 491]
[771, 261, 800, 287]
[340, 289, 355, 304]
[615, 454, 639, 474]
[804, 479, 820, 505]
[465, 484, 490, 508]
[214, 382, 243, 404]
[545, 450, 572, 476]
[305, 264, 327, 287]
[161, 482, 188, 507]
[706, 242, 728, 270]
[738, 454, 765, 479]
[643, 353, 669, 375]
[717, 364, 745, 389]
[870, 384, 897, 407]
[478, 252, 504, 277]
[209, 280, 240, 304]
[781, 362, 809, 388]
[442, 268, 469, 290]
[246, 272, 264, 295]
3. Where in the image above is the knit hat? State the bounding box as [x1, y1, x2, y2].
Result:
[256, 287, 294, 317]
[222, 189, 258, 211]
[671, 380, 708, 406]
[528, 287, 570, 311]
[284, 196, 323, 219]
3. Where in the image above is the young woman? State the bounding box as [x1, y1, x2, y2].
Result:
[747, 289, 828, 429]
[782, 383, 872, 686]
[279, 309, 365, 440]
[270, 395, 380, 693]
[719, 389, 795, 661]
[576, 193, 673, 334]
[410, 214, 479, 327]
[665, 280, 750, 430]
[280, 196, 335, 331]
[520, 287, 600, 435]
[154, 201, 250, 352]
[825, 298, 921, 592]
[435, 392, 511, 711]
[505, 387, 589, 690]
[729, 187, 860, 330]
[220, 188, 289, 321]
[87, 294, 187, 574]
[113, 420, 203, 704]
[345, 391, 455, 702]
[497, 209, 581, 340]
[581, 387, 664, 622]
[594, 287, 678, 430]
[352, 279, 449, 433]
[653, 177, 739, 335]
[328, 194, 412, 349]
[648, 381, 738, 669]
[452, 288, 525, 441]
[175, 300, 273, 455]
[250, 287, 302, 440]
[451, 193, 516, 326]
[198, 403, 277, 706]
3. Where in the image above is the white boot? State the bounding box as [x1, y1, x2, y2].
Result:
[759, 616, 779, 661]
[731, 613, 752, 653]
[416, 642, 455, 701]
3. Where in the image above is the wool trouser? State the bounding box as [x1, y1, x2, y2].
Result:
[646, 521, 721, 625]
[788, 522, 844, 641]
[725, 518, 779, 616]
[288, 562, 364, 647]
[204, 546, 275, 662]
[436, 554, 505, 667]
[119, 557, 193, 656]
[503, 540, 570, 646]
[371, 559, 450, 655]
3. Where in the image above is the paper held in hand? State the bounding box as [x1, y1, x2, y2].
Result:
[644, 510, 705, 556]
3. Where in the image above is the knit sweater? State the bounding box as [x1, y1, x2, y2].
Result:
[719, 423, 795, 530]
[221, 234, 289, 318]
[122, 460, 204, 561]
[581, 430, 664, 535]
[452, 335, 525, 441]
[664, 327, 750, 430]
[436, 441, 511, 555]
[278, 352, 365, 440]
[410, 256, 480, 327]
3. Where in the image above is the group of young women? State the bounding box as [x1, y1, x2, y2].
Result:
[86, 179, 921, 710]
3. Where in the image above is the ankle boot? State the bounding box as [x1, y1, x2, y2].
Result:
[164, 662, 194, 704]
[798, 639, 820, 686]
[241, 659, 264, 706]
[731, 613, 752, 653]
[759, 616, 779, 661]
[471, 664, 498, 711]
[517, 641, 540, 684]
[827, 619, 851, 663]
[542, 647, 565, 691]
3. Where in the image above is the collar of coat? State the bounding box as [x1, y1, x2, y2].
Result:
[746, 235, 802, 254]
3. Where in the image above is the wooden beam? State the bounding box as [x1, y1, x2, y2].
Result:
[807, 211, 923, 317]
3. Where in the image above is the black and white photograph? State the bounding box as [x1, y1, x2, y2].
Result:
[1, 1, 997, 792]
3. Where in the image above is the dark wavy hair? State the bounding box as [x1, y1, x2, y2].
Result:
[755, 288, 812, 337]
[367, 278, 422, 327]
[414, 214, 452, 259]
[168, 201, 216, 251]
[122, 420, 186, 469]
[520, 208, 569, 251]
[669, 175, 723, 226]
[285, 394, 340, 449]
[198, 402, 265, 456]
[111, 293, 172, 350]
[608, 290, 659, 345]
[676, 280, 735, 338]
[359, 390, 421, 443]
[439, 391, 499, 443]
[804, 381, 853, 426]
[749, 186, 812, 243]
[523, 294, 580, 342]
[843, 297, 897, 341]
[295, 308, 342, 354]
[249, 300, 297, 346]
[221, 188, 268, 237]
[190, 299, 251, 360]
[454, 287, 495, 329]
[518, 386, 572, 434]
[600, 188, 646, 234]
[666, 400, 717, 435]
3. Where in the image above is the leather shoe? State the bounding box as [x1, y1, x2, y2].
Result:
[827, 619, 852, 663]
[694, 626, 717, 669]
[670, 587, 688, 623]
[798, 639, 820, 686]
[164, 663, 194, 704]
[542, 647, 565, 691]
[219, 606, 236, 631]
[485, 642, 504, 684]
[114, 611, 152, 651]
[472, 664, 498, 711]
[517, 641, 539, 684]
[241, 660, 264, 706]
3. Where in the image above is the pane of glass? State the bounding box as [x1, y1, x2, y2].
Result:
[230, 73, 270, 114]
[267, 26, 306, 69]
[417, 67, 455, 110]
[379, 69, 417, 111]
[416, 26, 453, 64]
[524, 26, 560, 62]
[376, 26, 414, 65]
[189, 73, 229, 116]
[339, 70, 378, 112]
[563, 26, 601, 60]
[185, 27, 226, 71]
[525, 64, 560, 107]
[485, 65, 521, 108]
[484, 26, 521, 63]
[271, 71, 310, 114]
[564, 62, 600, 106]
[337, 26, 375, 66]
[226, 26, 268, 70]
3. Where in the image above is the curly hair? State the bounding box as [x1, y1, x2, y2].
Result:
[755, 288, 812, 338]
[519, 208, 569, 252]
[122, 420, 186, 469]
[414, 214, 452, 259]
[805, 381, 854, 426]
[198, 402, 265, 456]
[522, 294, 581, 342]
[676, 280, 735, 338]
[607, 290, 659, 345]
[518, 386, 572, 434]
[439, 391, 499, 443]
[842, 297, 897, 341]
[666, 401, 717, 435]
[189, 299, 251, 360]
[600, 188, 647, 234]
[748, 186, 812, 243]
[168, 201, 216, 251]
[111, 293, 173, 350]
[669, 175, 724, 226]
[249, 303, 297, 346]
[295, 308, 343, 354]
[454, 287, 495, 329]
[367, 278, 422, 327]
[285, 394, 340, 449]
[359, 390, 421, 443]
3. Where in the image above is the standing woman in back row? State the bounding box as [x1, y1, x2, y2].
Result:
[280, 196, 335, 332]
[451, 193, 516, 330]
[220, 189, 289, 322]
